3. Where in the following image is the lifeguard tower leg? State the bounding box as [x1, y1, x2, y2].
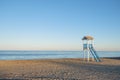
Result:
[87, 50, 90, 62]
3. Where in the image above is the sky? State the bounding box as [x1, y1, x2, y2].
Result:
[0, 0, 120, 51]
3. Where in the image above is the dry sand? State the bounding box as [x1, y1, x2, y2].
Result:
[0, 58, 120, 80]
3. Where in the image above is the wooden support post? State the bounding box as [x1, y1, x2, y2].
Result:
[87, 50, 90, 62]
[83, 50, 85, 61]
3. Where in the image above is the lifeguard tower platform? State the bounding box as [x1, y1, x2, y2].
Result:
[82, 36, 101, 62]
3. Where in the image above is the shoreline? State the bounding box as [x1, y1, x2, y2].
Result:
[0, 58, 120, 80]
[0, 56, 120, 61]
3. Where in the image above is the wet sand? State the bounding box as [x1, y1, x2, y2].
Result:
[0, 58, 120, 80]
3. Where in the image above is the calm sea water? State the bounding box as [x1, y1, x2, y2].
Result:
[0, 51, 120, 60]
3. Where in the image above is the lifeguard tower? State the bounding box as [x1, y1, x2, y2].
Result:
[82, 36, 101, 62]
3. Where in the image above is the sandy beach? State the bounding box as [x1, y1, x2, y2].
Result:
[0, 58, 120, 80]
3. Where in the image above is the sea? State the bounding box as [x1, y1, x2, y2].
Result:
[0, 51, 120, 60]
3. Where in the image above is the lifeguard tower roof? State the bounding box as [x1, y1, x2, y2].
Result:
[82, 36, 94, 40]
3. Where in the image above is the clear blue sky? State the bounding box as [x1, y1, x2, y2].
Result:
[0, 0, 120, 51]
